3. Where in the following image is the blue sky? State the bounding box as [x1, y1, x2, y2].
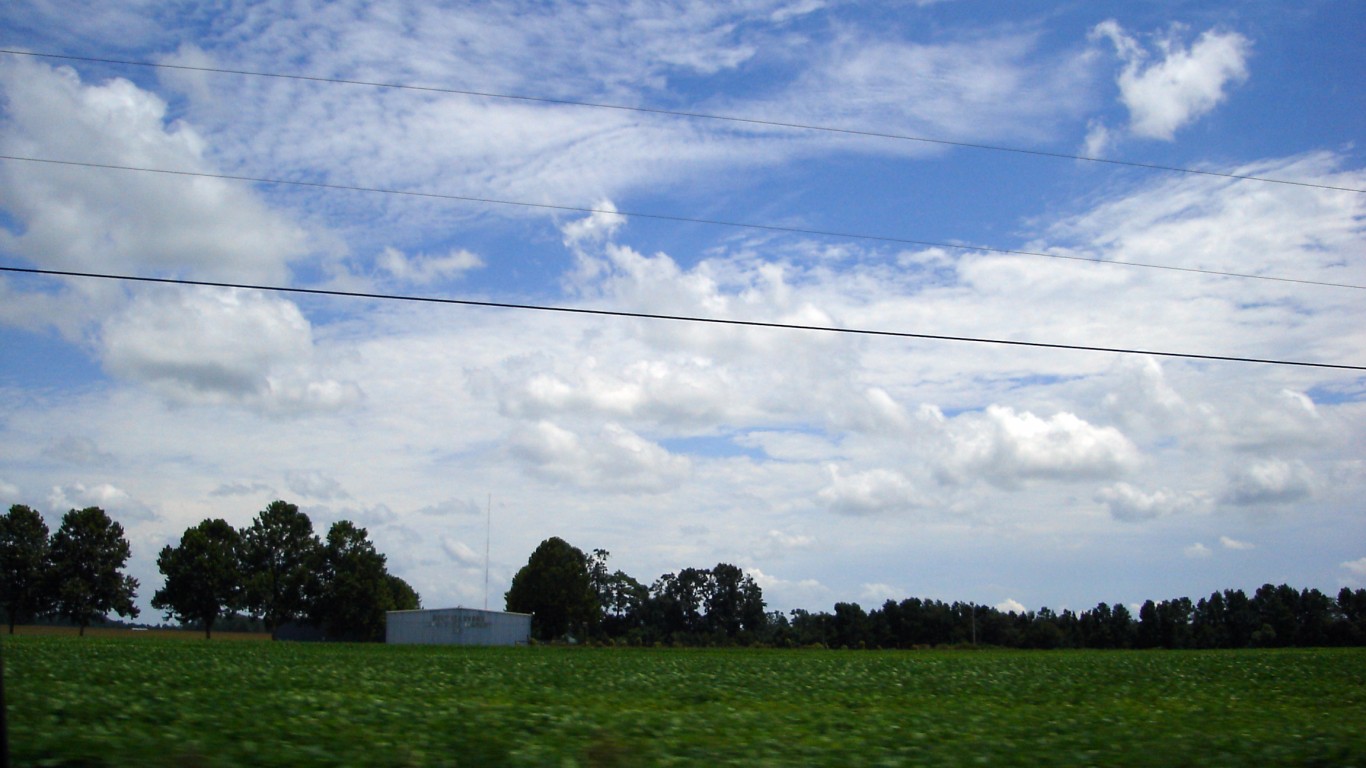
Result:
[2, 0, 1363, 620]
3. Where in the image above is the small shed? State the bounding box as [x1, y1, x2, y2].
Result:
[385, 607, 532, 646]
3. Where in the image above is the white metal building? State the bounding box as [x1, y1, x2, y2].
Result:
[385, 607, 532, 646]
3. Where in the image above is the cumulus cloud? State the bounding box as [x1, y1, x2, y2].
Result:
[509, 421, 691, 493]
[944, 406, 1139, 488]
[1091, 20, 1250, 141]
[996, 598, 1027, 614]
[1096, 482, 1203, 522]
[100, 288, 360, 412]
[1343, 558, 1366, 579]
[818, 466, 924, 516]
[1222, 459, 1315, 507]
[0, 58, 306, 283]
[1219, 536, 1255, 551]
[746, 567, 829, 612]
[47, 482, 156, 521]
[861, 583, 901, 603]
[442, 537, 483, 567]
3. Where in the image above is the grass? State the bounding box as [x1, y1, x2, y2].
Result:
[5, 636, 1365, 767]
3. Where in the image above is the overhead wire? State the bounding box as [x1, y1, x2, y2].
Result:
[1, 48, 1361, 195]
[3, 266, 1362, 371]
[3, 154, 1361, 291]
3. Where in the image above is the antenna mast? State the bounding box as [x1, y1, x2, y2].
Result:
[484, 493, 491, 611]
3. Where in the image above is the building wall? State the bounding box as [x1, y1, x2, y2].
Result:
[385, 607, 532, 646]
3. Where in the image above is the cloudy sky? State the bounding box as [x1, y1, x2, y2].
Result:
[2, 1, 1363, 621]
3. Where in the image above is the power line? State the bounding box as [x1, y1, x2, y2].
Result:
[2, 48, 1361, 196]
[3, 266, 1362, 371]
[3, 154, 1361, 291]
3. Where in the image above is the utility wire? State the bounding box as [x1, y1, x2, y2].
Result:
[3, 154, 1361, 291]
[4, 266, 1362, 371]
[2, 48, 1361, 196]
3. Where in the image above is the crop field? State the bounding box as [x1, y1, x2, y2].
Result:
[5, 637, 1365, 767]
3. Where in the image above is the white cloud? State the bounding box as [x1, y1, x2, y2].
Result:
[944, 406, 1139, 488]
[996, 598, 1027, 614]
[47, 482, 156, 521]
[0, 478, 21, 501]
[441, 537, 483, 567]
[818, 465, 924, 516]
[746, 567, 829, 613]
[378, 247, 483, 285]
[562, 202, 627, 249]
[1096, 482, 1203, 522]
[99, 288, 361, 412]
[0, 58, 307, 283]
[509, 421, 691, 493]
[1219, 536, 1255, 551]
[1082, 118, 1112, 157]
[1222, 459, 1315, 507]
[1343, 558, 1366, 578]
[755, 529, 817, 559]
[861, 583, 900, 604]
[1092, 20, 1250, 140]
[1184, 542, 1212, 559]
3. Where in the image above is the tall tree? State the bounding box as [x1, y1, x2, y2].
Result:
[47, 507, 139, 635]
[505, 537, 599, 641]
[241, 500, 319, 639]
[1, 504, 54, 634]
[706, 562, 766, 640]
[310, 520, 393, 642]
[152, 519, 243, 639]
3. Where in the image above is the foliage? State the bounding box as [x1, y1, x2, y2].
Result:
[505, 536, 600, 641]
[309, 520, 394, 642]
[240, 500, 320, 639]
[1, 503, 52, 633]
[5, 499, 419, 639]
[386, 574, 421, 612]
[152, 519, 243, 639]
[517, 538, 1366, 651]
[47, 506, 140, 635]
[7, 638, 1366, 767]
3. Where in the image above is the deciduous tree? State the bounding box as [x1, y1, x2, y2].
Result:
[48, 506, 139, 635]
[1, 504, 53, 634]
[241, 500, 319, 639]
[152, 519, 243, 639]
[311, 520, 393, 641]
[505, 537, 598, 641]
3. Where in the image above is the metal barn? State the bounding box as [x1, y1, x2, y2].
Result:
[385, 607, 532, 646]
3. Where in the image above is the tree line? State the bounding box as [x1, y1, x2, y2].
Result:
[0, 501, 419, 640]
[507, 536, 1366, 649]
[505, 537, 767, 644]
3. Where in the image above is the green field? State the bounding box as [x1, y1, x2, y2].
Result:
[5, 636, 1365, 767]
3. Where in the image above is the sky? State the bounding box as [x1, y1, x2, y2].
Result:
[1, 0, 1363, 622]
